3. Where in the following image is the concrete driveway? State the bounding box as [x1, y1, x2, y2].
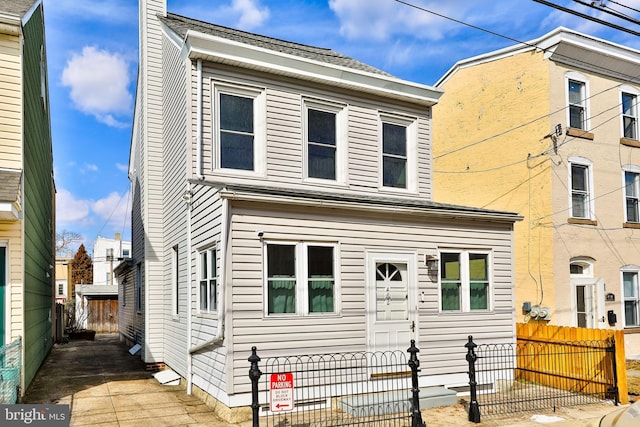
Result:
[22, 334, 249, 426]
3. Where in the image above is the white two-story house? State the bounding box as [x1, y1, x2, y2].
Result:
[121, 0, 522, 421]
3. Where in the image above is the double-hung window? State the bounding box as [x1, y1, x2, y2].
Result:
[135, 263, 142, 313]
[214, 84, 264, 173]
[625, 170, 640, 223]
[623, 270, 640, 327]
[265, 242, 337, 316]
[440, 251, 490, 312]
[569, 158, 593, 220]
[568, 79, 587, 130]
[623, 92, 638, 140]
[199, 248, 217, 312]
[382, 122, 407, 189]
[380, 114, 416, 191]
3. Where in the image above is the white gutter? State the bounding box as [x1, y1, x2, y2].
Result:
[185, 183, 194, 394]
[187, 196, 227, 391]
[195, 59, 203, 179]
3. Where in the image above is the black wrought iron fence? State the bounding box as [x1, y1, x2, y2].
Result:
[249, 340, 425, 427]
[465, 335, 618, 423]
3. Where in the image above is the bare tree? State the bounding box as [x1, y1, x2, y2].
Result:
[56, 230, 82, 256]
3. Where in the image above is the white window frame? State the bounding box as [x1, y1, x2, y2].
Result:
[621, 265, 640, 328]
[303, 98, 347, 185]
[565, 72, 589, 131]
[623, 165, 640, 223]
[263, 241, 340, 317]
[621, 85, 639, 140]
[438, 249, 492, 313]
[171, 245, 179, 317]
[198, 247, 218, 314]
[379, 112, 417, 193]
[568, 157, 594, 220]
[212, 81, 266, 176]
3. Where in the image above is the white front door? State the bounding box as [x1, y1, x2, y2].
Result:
[367, 252, 416, 353]
[573, 278, 606, 328]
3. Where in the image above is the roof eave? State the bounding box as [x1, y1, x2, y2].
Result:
[218, 188, 522, 224]
[183, 30, 442, 107]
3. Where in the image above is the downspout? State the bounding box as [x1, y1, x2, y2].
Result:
[195, 59, 203, 179]
[187, 197, 227, 390]
[185, 183, 194, 394]
[187, 59, 203, 395]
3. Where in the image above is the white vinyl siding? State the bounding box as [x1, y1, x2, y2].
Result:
[198, 70, 433, 199]
[0, 32, 23, 170]
[225, 206, 515, 394]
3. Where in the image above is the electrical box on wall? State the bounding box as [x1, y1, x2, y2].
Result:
[529, 305, 551, 321]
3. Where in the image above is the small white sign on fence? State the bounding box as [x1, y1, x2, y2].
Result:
[269, 372, 294, 412]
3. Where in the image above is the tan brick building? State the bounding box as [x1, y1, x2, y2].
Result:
[433, 27, 640, 355]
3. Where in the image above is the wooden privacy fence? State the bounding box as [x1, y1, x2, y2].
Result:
[516, 322, 628, 405]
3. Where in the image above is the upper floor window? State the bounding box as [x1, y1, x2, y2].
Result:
[625, 169, 640, 223]
[213, 83, 265, 174]
[265, 242, 337, 316]
[623, 92, 638, 140]
[123, 249, 130, 258]
[382, 122, 407, 189]
[568, 79, 587, 130]
[199, 248, 217, 313]
[569, 158, 593, 220]
[440, 250, 491, 312]
[380, 113, 416, 192]
[58, 283, 64, 296]
[304, 100, 346, 182]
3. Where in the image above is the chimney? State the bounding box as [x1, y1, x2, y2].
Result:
[115, 232, 121, 241]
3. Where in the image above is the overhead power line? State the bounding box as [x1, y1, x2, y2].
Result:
[532, 0, 640, 36]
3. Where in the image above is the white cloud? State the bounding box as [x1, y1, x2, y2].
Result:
[92, 191, 131, 229]
[56, 188, 91, 226]
[61, 46, 132, 126]
[116, 163, 128, 173]
[229, 0, 270, 30]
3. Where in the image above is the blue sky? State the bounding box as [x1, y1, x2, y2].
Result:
[44, 0, 640, 255]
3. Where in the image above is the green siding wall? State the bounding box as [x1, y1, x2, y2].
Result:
[21, 3, 54, 389]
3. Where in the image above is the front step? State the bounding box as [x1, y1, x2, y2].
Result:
[339, 387, 457, 416]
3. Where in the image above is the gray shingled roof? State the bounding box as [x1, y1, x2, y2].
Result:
[160, 13, 393, 77]
[0, 169, 22, 203]
[0, 0, 36, 18]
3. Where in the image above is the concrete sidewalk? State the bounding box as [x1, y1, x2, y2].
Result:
[22, 334, 250, 426]
[21, 333, 622, 426]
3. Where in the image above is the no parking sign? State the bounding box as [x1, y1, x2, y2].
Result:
[269, 373, 294, 412]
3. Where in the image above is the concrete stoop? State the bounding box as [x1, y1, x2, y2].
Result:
[339, 386, 457, 416]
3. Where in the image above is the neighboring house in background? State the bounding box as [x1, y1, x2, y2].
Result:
[433, 27, 640, 355]
[55, 255, 73, 304]
[122, 0, 521, 421]
[0, 0, 55, 396]
[92, 233, 131, 286]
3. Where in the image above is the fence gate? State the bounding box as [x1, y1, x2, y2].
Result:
[249, 340, 425, 427]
